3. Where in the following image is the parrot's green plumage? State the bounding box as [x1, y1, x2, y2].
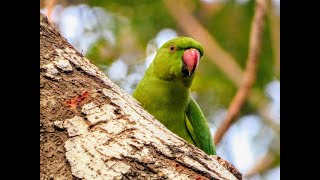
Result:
[133, 37, 216, 155]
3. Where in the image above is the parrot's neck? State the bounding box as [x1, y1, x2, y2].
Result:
[143, 75, 189, 110]
[134, 68, 190, 119]
[133, 68, 196, 145]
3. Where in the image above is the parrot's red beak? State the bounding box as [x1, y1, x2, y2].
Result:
[182, 48, 200, 77]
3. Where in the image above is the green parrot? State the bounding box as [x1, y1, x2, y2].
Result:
[133, 37, 216, 155]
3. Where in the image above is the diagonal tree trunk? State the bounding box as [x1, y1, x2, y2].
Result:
[40, 12, 241, 180]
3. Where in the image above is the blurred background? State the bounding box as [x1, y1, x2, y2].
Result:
[40, 0, 280, 179]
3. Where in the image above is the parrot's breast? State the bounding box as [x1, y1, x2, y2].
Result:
[133, 77, 196, 145]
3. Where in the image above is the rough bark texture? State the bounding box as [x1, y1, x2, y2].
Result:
[40, 12, 242, 180]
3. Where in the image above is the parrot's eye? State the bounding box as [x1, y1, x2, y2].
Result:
[169, 45, 176, 52]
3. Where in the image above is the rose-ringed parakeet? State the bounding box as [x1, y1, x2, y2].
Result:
[133, 37, 216, 155]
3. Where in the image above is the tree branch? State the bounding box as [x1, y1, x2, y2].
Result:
[163, 0, 244, 86]
[45, 0, 57, 23]
[163, 0, 279, 135]
[214, 0, 268, 144]
[244, 151, 276, 178]
[40, 12, 242, 179]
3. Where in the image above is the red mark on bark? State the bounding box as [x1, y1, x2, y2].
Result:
[65, 91, 90, 109]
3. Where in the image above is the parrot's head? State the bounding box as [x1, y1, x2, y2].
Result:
[150, 37, 204, 87]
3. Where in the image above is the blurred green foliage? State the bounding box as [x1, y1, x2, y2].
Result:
[88, 0, 177, 45]
[86, 0, 276, 112]
[86, 38, 115, 65]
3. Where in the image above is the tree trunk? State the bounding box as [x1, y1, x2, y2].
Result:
[40, 12, 242, 180]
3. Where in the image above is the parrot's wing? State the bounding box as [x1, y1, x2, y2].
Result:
[185, 97, 216, 155]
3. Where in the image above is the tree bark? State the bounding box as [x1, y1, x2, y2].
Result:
[40, 12, 241, 180]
